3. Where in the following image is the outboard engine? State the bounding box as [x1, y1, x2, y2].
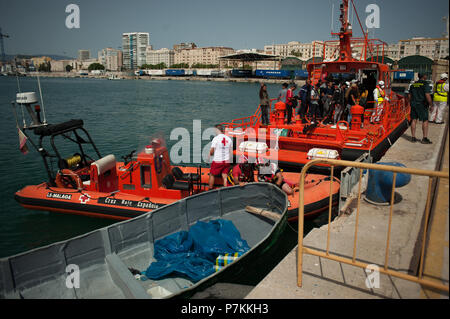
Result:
[15, 92, 44, 127]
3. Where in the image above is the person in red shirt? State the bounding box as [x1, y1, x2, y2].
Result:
[286, 83, 297, 124]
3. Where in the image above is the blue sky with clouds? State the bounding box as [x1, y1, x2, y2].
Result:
[1, 0, 448, 58]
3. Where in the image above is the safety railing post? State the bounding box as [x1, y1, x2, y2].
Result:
[296, 158, 449, 292]
[326, 165, 334, 255]
[297, 164, 309, 287]
[384, 172, 397, 270]
[352, 168, 363, 262]
[418, 177, 434, 278]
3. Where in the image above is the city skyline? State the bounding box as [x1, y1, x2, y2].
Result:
[1, 0, 449, 58]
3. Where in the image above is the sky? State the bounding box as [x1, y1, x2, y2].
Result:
[1, 0, 448, 58]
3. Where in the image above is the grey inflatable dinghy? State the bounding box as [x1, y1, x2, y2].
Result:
[0, 183, 288, 299]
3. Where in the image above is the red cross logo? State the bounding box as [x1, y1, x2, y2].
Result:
[79, 194, 90, 204]
[221, 137, 227, 146]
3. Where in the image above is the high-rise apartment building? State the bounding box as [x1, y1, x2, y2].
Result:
[122, 32, 150, 70]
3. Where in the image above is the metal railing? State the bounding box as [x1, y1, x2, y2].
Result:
[297, 158, 449, 292]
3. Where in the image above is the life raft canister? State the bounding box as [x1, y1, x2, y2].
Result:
[55, 169, 83, 190]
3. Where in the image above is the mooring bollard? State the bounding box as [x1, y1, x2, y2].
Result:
[364, 162, 411, 205]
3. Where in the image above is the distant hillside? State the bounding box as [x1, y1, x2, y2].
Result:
[4, 54, 75, 61]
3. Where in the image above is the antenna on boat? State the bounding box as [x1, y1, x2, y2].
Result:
[36, 73, 47, 125]
[331, 1, 334, 33]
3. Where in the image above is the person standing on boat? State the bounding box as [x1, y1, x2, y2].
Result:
[286, 83, 297, 124]
[298, 79, 311, 123]
[347, 81, 360, 124]
[371, 81, 386, 123]
[429, 73, 448, 124]
[408, 73, 433, 144]
[309, 83, 320, 122]
[322, 81, 334, 123]
[208, 124, 233, 189]
[277, 82, 288, 104]
[319, 80, 328, 118]
[259, 83, 270, 125]
[333, 82, 346, 124]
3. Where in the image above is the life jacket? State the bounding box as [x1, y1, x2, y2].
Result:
[376, 86, 385, 104]
[433, 81, 448, 102]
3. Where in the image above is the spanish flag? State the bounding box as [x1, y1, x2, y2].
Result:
[18, 128, 29, 155]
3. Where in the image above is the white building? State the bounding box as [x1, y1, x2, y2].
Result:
[264, 40, 340, 62]
[397, 37, 449, 60]
[122, 32, 150, 70]
[174, 46, 235, 67]
[145, 47, 174, 67]
[98, 48, 123, 71]
[385, 38, 449, 61]
[50, 60, 72, 72]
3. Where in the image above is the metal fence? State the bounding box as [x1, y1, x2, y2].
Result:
[297, 158, 449, 292]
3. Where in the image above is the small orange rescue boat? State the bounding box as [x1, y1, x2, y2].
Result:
[12, 92, 339, 222]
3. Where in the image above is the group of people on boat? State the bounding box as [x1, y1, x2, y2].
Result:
[259, 73, 386, 127]
[207, 124, 297, 195]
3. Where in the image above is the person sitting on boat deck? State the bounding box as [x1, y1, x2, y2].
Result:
[370, 81, 386, 123]
[259, 83, 270, 125]
[286, 83, 297, 124]
[408, 73, 433, 144]
[208, 124, 233, 189]
[227, 156, 256, 186]
[257, 160, 297, 195]
[429, 73, 448, 124]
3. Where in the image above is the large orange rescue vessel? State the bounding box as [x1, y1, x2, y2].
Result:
[223, 0, 409, 172]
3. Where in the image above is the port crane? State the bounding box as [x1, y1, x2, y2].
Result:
[0, 27, 9, 63]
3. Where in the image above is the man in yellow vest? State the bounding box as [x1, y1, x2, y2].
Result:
[370, 81, 386, 122]
[429, 73, 448, 124]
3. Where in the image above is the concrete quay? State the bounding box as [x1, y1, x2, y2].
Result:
[246, 119, 449, 299]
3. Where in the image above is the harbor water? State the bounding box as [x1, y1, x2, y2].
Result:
[0, 76, 323, 286]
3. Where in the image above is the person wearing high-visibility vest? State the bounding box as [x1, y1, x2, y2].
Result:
[429, 73, 448, 124]
[370, 81, 386, 122]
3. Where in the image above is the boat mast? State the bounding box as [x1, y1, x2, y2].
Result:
[334, 0, 353, 61]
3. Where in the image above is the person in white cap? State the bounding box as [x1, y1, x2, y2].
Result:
[370, 80, 386, 122]
[429, 73, 448, 124]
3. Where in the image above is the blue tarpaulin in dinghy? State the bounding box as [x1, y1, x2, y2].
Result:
[144, 219, 250, 282]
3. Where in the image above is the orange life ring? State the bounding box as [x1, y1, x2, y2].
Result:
[55, 169, 83, 190]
